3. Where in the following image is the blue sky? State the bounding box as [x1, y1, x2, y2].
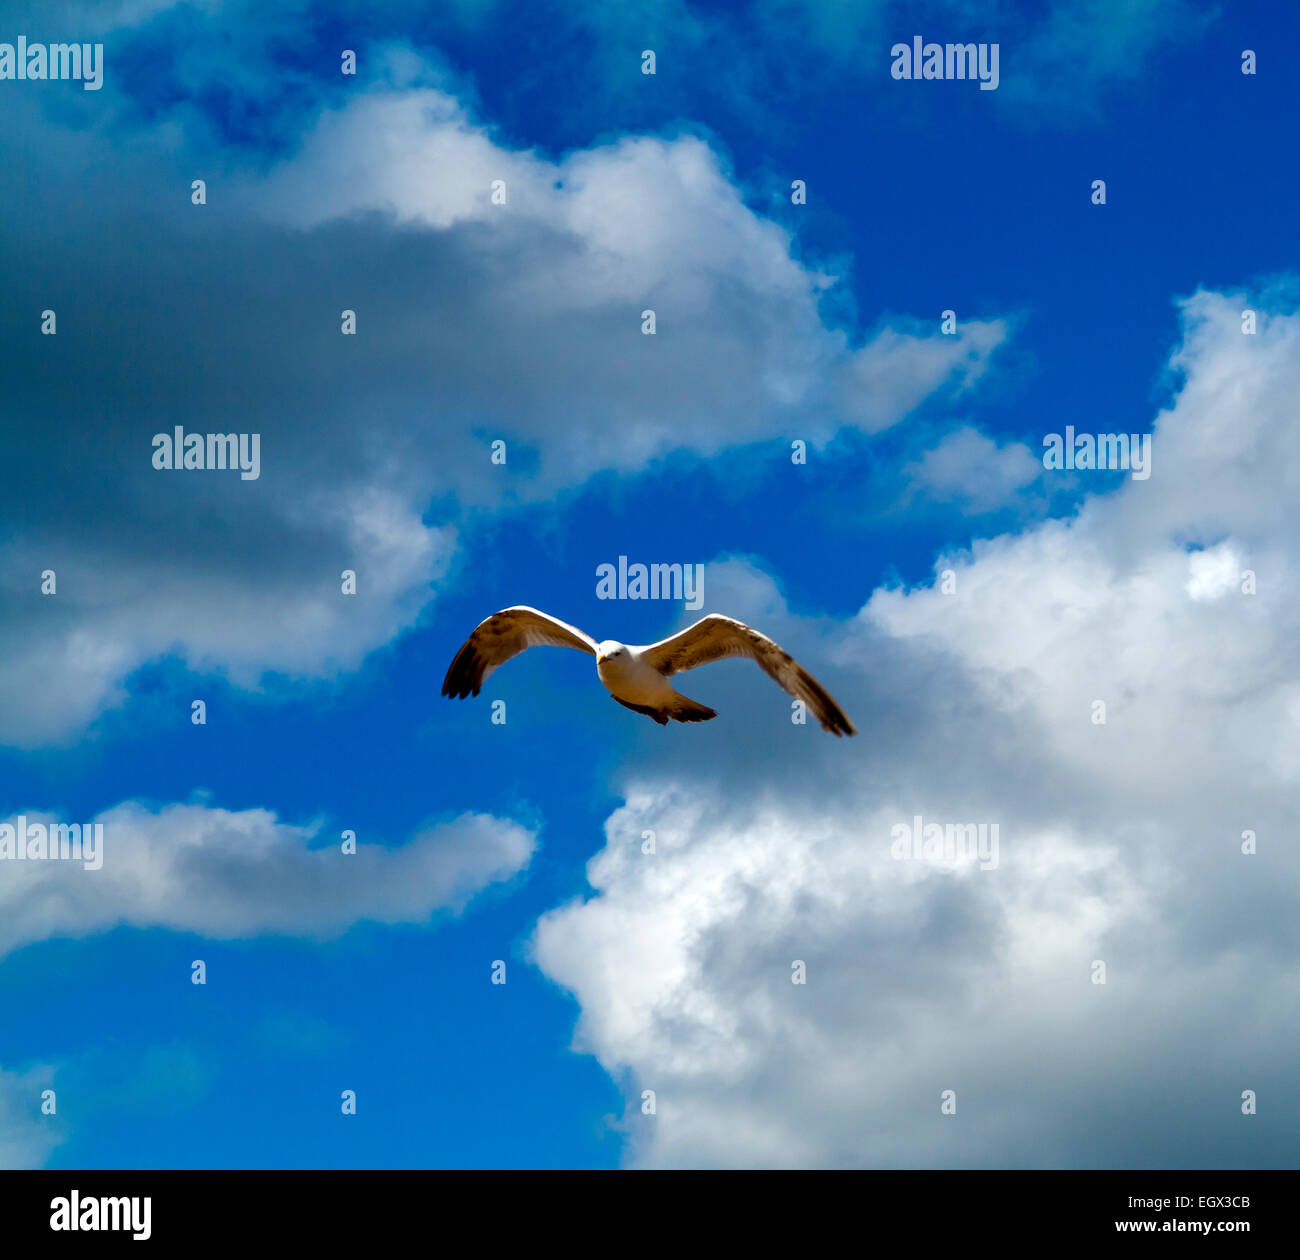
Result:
[2, 0, 1298, 1169]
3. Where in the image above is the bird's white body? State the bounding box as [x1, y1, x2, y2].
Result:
[595, 640, 676, 706]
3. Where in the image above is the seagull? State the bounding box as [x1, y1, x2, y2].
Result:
[442, 606, 856, 736]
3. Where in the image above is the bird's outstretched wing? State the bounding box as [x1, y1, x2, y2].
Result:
[639, 614, 856, 736]
[442, 607, 597, 698]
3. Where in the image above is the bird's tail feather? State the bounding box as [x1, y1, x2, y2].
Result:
[667, 694, 717, 723]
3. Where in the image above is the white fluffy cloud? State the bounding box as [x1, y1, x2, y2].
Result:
[904, 425, 1041, 511]
[254, 73, 1008, 476]
[533, 287, 1300, 1167]
[0, 802, 535, 958]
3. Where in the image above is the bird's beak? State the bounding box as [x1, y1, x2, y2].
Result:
[596, 652, 606, 664]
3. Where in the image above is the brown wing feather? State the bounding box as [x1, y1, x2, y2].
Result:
[639, 614, 856, 737]
[442, 607, 597, 699]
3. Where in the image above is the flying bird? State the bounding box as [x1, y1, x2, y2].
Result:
[442, 606, 856, 736]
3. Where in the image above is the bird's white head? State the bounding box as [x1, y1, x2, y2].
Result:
[595, 640, 628, 665]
